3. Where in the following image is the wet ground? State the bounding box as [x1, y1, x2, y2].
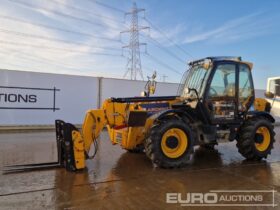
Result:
[0, 128, 279, 210]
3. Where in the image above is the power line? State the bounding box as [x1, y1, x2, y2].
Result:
[6, 47, 125, 71]
[0, 28, 122, 52]
[11, 52, 87, 72]
[140, 34, 186, 64]
[144, 17, 194, 59]
[142, 65, 157, 74]
[2, 0, 186, 78]
[87, 2, 191, 65]
[143, 53, 183, 75]
[6, 1, 191, 64]
[0, 40, 122, 56]
[0, 49, 123, 77]
[8, 0, 122, 31]
[0, 15, 119, 42]
[17, 54, 119, 75]
[0, 47, 106, 69]
[88, 0, 126, 13]
[49, 0, 126, 25]
[142, 64, 165, 80]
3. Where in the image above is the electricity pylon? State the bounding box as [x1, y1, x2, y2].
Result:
[121, 2, 149, 80]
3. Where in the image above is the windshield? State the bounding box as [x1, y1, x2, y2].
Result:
[178, 64, 210, 98]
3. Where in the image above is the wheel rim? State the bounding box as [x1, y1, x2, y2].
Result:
[161, 128, 188, 158]
[255, 126, 271, 152]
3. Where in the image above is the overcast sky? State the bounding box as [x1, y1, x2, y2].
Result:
[0, 0, 279, 88]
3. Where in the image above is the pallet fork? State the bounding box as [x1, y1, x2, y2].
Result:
[3, 120, 80, 173]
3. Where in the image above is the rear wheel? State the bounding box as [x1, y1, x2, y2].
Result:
[145, 119, 194, 168]
[237, 117, 275, 160]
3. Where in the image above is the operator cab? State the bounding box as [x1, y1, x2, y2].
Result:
[178, 56, 255, 125]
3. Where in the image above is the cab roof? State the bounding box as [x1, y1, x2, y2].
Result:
[189, 56, 253, 69]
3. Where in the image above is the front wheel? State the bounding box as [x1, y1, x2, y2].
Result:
[145, 119, 194, 168]
[236, 117, 275, 160]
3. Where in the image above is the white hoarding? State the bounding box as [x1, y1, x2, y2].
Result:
[0, 70, 98, 125]
[101, 78, 179, 102]
[0, 70, 179, 125]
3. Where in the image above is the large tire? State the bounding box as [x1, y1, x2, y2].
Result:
[145, 119, 194, 168]
[237, 116, 275, 160]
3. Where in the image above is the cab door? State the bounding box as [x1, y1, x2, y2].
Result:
[238, 64, 254, 113]
[205, 62, 238, 123]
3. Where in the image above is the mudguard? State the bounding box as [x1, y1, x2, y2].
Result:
[247, 111, 275, 123]
[156, 109, 194, 123]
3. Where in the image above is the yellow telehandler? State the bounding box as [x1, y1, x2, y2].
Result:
[6, 57, 276, 172]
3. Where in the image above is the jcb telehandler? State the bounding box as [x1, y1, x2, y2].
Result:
[6, 56, 276, 172]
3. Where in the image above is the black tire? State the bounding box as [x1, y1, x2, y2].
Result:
[126, 144, 144, 153]
[145, 119, 194, 168]
[236, 116, 275, 160]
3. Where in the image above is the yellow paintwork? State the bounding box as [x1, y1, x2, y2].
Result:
[254, 98, 269, 112]
[71, 97, 179, 164]
[105, 99, 179, 148]
[150, 86, 156, 95]
[71, 130, 86, 169]
[161, 128, 188, 158]
[107, 125, 118, 145]
[255, 126, 271, 152]
[241, 61, 253, 70]
[82, 109, 107, 153]
[102, 99, 128, 127]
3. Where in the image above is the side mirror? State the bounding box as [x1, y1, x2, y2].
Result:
[264, 91, 274, 99]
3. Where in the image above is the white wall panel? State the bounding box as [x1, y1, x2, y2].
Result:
[255, 89, 265, 98]
[0, 70, 179, 125]
[156, 82, 179, 96]
[101, 78, 179, 102]
[0, 70, 98, 125]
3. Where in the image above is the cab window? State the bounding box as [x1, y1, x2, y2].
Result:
[206, 63, 237, 120]
[239, 64, 254, 110]
[208, 64, 236, 98]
